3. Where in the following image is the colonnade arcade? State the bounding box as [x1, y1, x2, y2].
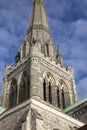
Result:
[9, 71, 29, 108]
[43, 72, 71, 109]
[9, 71, 71, 109]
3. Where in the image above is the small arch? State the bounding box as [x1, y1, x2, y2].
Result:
[57, 87, 60, 108]
[43, 79, 46, 101]
[43, 72, 55, 104]
[18, 71, 30, 104]
[61, 89, 65, 109]
[43, 72, 55, 85]
[56, 79, 71, 109]
[48, 82, 52, 104]
[9, 79, 17, 108]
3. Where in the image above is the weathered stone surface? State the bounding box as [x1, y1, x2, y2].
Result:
[0, 0, 81, 129]
[65, 99, 87, 123]
[0, 99, 84, 130]
[1, 0, 77, 110]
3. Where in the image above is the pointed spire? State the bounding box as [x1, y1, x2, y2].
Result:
[24, 0, 56, 60]
[28, 0, 49, 32]
[26, 0, 51, 44]
[56, 46, 63, 65]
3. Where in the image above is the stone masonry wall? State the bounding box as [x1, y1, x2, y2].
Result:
[0, 100, 31, 130]
[30, 100, 83, 130]
[0, 99, 84, 130]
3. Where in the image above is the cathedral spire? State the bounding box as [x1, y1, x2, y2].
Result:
[2, 0, 77, 111]
[26, 0, 52, 45]
[28, 0, 50, 33]
[24, 0, 55, 59]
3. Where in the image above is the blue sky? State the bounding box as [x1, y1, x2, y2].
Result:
[0, 0, 87, 99]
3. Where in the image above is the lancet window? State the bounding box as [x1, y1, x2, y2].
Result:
[43, 72, 55, 104]
[9, 79, 17, 108]
[43, 79, 46, 101]
[19, 72, 29, 103]
[56, 79, 70, 109]
[61, 89, 65, 109]
[57, 87, 60, 108]
[48, 82, 52, 104]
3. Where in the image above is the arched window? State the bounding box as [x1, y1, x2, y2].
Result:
[61, 89, 65, 109]
[43, 79, 46, 101]
[43, 72, 55, 105]
[57, 79, 71, 109]
[57, 87, 60, 108]
[43, 80, 52, 103]
[19, 72, 29, 103]
[9, 79, 17, 108]
[48, 82, 52, 104]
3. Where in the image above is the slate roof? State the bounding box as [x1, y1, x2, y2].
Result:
[63, 97, 87, 113]
[0, 106, 6, 114]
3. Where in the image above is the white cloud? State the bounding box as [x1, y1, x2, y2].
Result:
[72, 19, 87, 41]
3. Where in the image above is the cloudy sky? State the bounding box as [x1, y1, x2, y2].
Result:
[0, 0, 87, 100]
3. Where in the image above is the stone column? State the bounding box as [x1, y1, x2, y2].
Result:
[29, 56, 42, 100]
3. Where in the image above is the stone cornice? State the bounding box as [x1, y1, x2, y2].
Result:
[30, 55, 74, 81]
[5, 55, 74, 82]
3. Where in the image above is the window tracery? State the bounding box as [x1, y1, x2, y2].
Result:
[56, 79, 70, 109]
[43, 72, 55, 104]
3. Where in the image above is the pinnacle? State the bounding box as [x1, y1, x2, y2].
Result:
[57, 46, 61, 55]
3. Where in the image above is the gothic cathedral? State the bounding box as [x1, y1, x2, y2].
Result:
[0, 0, 85, 130]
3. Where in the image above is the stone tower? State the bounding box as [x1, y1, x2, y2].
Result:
[2, 0, 77, 110]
